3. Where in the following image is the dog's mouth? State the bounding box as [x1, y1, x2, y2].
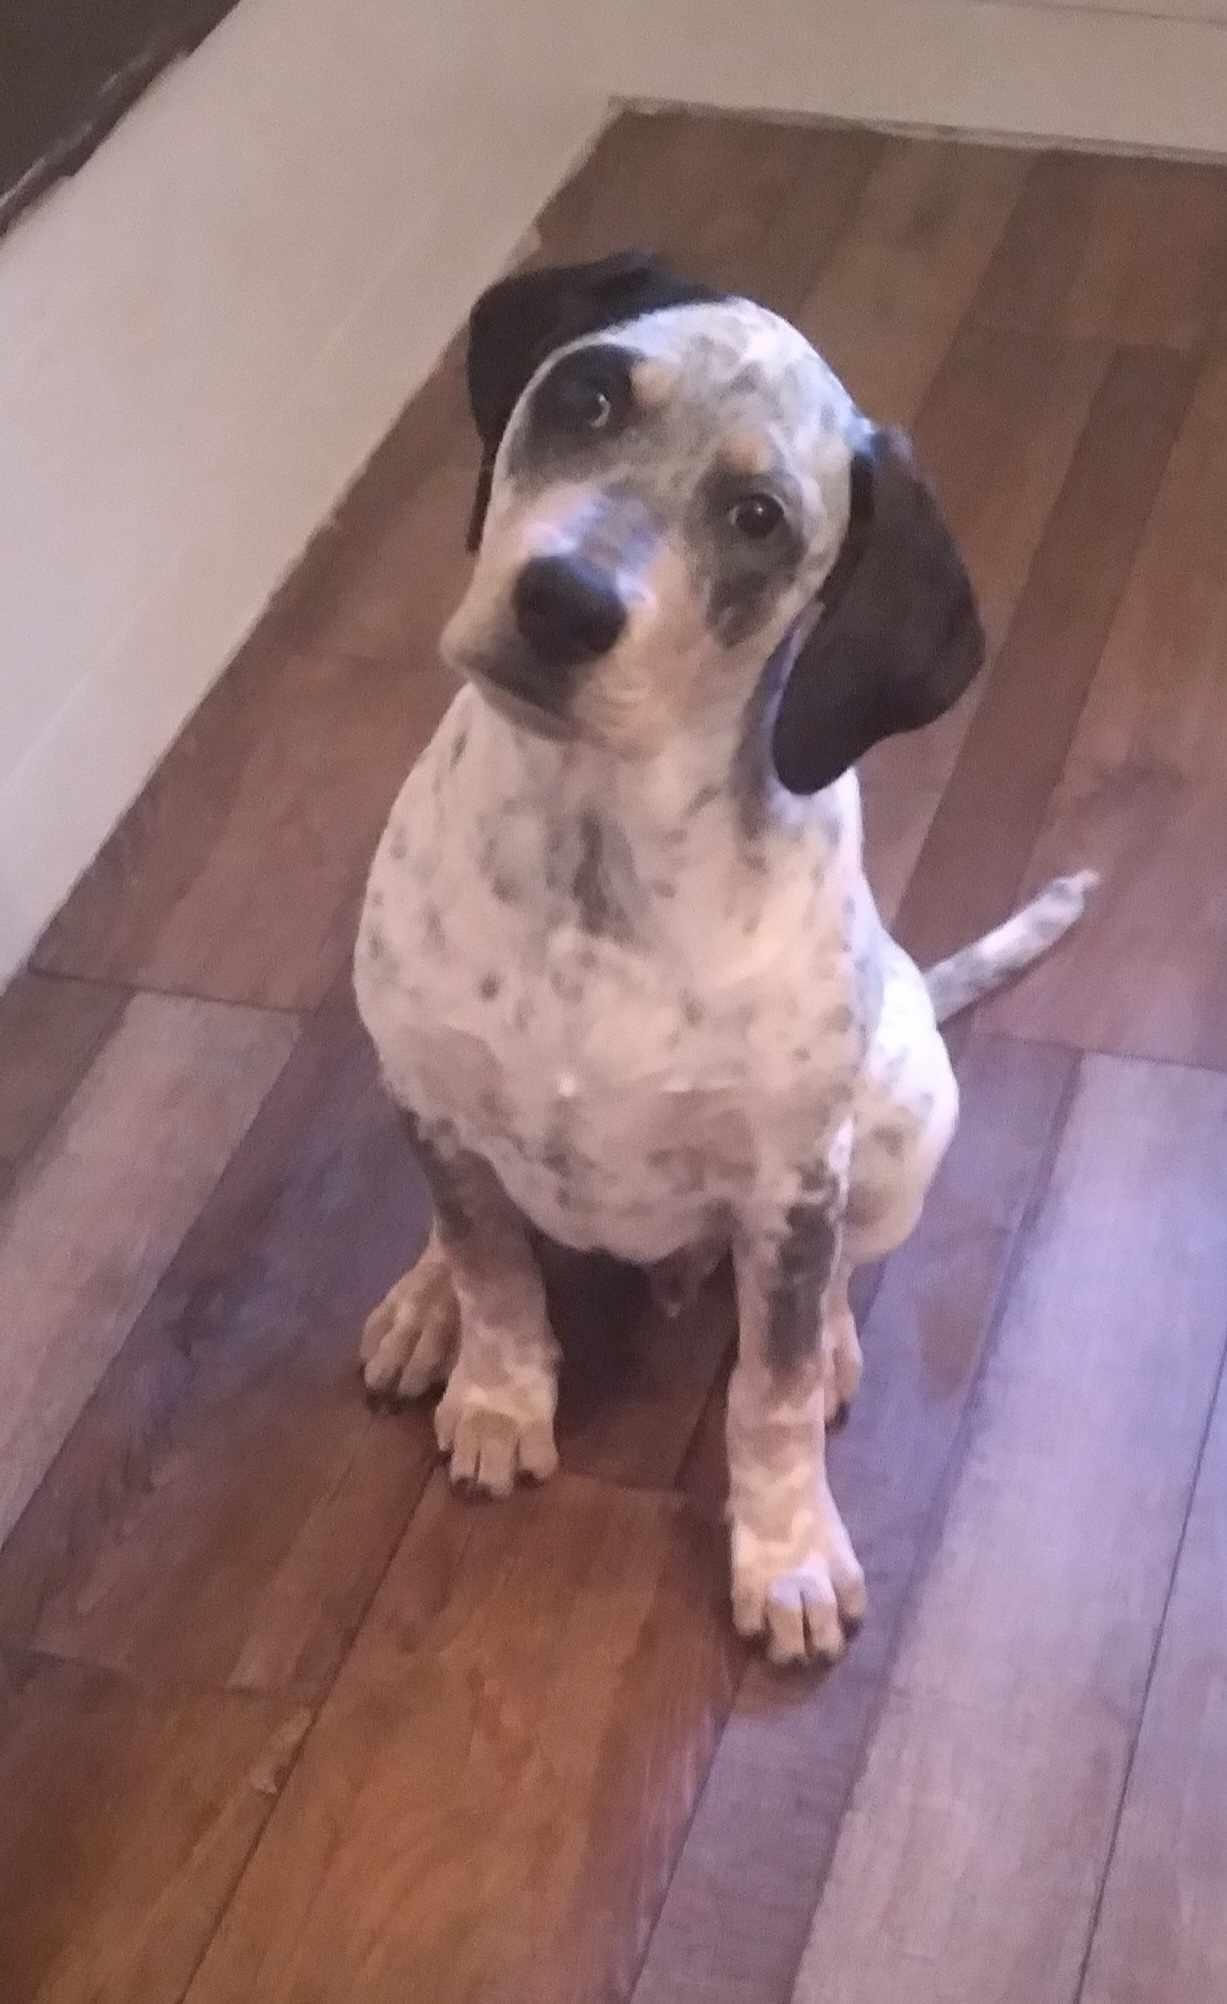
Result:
[466, 665, 577, 742]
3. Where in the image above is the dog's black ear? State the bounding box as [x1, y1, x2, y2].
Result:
[771, 426, 985, 794]
[464, 249, 723, 549]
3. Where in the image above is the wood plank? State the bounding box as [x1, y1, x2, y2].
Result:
[675, 120, 891, 316]
[0, 998, 435, 1697]
[0, 971, 125, 1198]
[0, 1647, 311, 2004]
[35, 641, 449, 1010]
[539, 112, 887, 312]
[973, 150, 1227, 351]
[895, 342, 1197, 974]
[861, 325, 1108, 922]
[632, 1035, 1075, 2004]
[0, 992, 294, 1546]
[983, 341, 1227, 1066]
[796, 137, 1030, 425]
[275, 444, 481, 677]
[537, 109, 755, 264]
[789, 1056, 1227, 2004]
[183, 1472, 741, 2004]
[1080, 1359, 1227, 2004]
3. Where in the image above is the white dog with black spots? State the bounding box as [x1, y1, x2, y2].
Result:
[355, 253, 1094, 1666]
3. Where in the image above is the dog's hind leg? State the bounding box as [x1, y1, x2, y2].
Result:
[830, 973, 961, 1425]
[822, 1264, 862, 1428]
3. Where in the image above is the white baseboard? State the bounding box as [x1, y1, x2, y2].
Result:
[0, 0, 604, 987]
[605, 0, 1227, 156]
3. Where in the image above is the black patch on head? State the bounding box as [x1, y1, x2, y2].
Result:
[764, 1202, 838, 1378]
[464, 251, 726, 549]
[450, 727, 469, 769]
[389, 825, 408, 863]
[506, 343, 638, 486]
[479, 973, 502, 1001]
[572, 813, 630, 940]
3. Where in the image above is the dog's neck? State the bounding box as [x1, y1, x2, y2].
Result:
[457, 683, 855, 946]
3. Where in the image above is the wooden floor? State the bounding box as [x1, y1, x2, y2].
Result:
[3, 110, 1227, 2004]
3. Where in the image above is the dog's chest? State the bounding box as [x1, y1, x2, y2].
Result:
[356, 712, 858, 1262]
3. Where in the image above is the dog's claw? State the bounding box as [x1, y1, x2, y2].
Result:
[436, 1394, 558, 1498]
[731, 1493, 866, 1668]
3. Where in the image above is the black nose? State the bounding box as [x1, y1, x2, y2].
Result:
[513, 556, 627, 667]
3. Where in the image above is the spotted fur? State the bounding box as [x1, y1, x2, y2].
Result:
[355, 271, 1095, 1665]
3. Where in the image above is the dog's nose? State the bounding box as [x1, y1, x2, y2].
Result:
[513, 556, 627, 667]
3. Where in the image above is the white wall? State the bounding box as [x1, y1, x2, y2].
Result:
[0, 0, 603, 984]
[606, 0, 1227, 155]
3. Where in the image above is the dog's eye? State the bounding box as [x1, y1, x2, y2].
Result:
[729, 493, 784, 540]
[578, 387, 613, 430]
[531, 345, 634, 447]
[549, 376, 619, 434]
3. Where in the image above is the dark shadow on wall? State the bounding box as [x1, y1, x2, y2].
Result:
[0, 0, 241, 240]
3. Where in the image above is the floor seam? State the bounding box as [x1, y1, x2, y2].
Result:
[1071, 1318, 1227, 2004]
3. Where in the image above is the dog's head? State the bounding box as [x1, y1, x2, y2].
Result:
[443, 251, 984, 792]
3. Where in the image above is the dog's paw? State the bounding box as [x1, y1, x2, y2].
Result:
[731, 1508, 866, 1667]
[360, 1235, 459, 1405]
[435, 1375, 559, 1499]
[823, 1298, 863, 1429]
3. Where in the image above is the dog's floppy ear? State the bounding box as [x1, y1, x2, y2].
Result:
[464, 249, 723, 549]
[771, 426, 985, 794]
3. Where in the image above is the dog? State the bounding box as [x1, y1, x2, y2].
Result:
[353, 251, 1094, 1666]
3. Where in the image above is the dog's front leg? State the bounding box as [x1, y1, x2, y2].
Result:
[365, 1118, 559, 1497]
[727, 1194, 866, 1666]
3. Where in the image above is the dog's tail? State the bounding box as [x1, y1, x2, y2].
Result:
[924, 870, 1099, 1025]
